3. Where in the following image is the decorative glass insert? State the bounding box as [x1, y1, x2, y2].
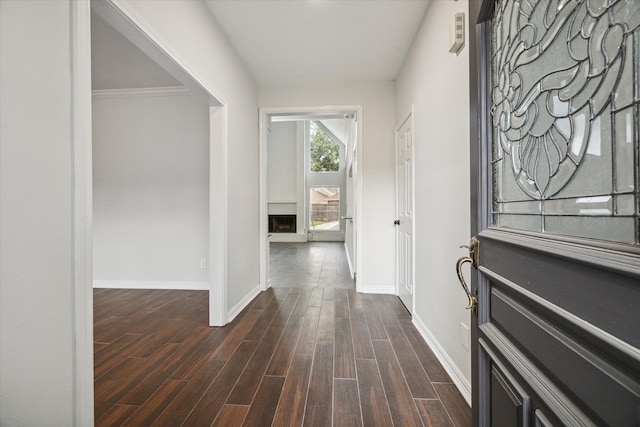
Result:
[310, 122, 340, 172]
[491, 0, 640, 244]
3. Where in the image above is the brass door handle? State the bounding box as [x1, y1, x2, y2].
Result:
[456, 256, 478, 315]
[455, 237, 479, 315]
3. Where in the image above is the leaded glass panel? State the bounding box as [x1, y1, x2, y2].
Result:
[491, 0, 640, 244]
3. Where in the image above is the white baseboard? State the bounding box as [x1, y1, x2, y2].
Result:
[412, 315, 472, 406]
[357, 285, 396, 294]
[93, 280, 209, 290]
[226, 284, 262, 323]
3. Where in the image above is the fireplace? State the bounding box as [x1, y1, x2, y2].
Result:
[268, 214, 296, 233]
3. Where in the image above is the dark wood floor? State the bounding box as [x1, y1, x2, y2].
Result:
[94, 286, 471, 426]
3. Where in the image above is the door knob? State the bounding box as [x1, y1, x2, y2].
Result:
[394, 220, 400, 225]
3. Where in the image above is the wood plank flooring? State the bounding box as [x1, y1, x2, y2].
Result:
[269, 242, 355, 288]
[94, 286, 471, 426]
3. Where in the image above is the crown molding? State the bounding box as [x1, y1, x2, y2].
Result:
[91, 86, 191, 98]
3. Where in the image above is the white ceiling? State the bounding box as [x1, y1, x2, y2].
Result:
[205, 0, 430, 86]
[91, 1, 431, 90]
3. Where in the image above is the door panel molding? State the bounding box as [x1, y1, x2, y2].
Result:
[490, 289, 639, 426]
[487, 348, 531, 427]
[490, 365, 529, 427]
[479, 266, 640, 369]
[534, 409, 553, 427]
[480, 232, 640, 347]
[479, 331, 596, 427]
[481, 228, 640, 278]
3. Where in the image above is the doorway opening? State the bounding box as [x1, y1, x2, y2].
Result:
[259, 108, 362, 291]
[85, 2, 230, 421]
[90, 1, 227, 328]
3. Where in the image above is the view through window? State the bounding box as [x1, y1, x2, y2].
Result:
[310, 122, 340, 172]
[309, 186, 340, 231]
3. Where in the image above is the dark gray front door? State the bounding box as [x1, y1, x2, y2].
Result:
[468, 0, 640, 425]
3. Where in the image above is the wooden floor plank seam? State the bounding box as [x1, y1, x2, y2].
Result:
[431, 384, 463, 427]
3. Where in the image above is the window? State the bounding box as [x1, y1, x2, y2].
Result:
[309, 121, 340, 172]
[490, 0, 640, 244]
[309, 187, 340, 231]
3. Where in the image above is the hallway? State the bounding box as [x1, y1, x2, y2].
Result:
[94, 287, 471, 426]
[269, 242, 354, 288]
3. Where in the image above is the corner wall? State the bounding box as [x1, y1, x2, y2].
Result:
[395, 0, 472, 402]
[118, 0, 260, 312]
[259, 82, 396, 293]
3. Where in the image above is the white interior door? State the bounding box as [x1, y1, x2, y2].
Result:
[396, 111, 414, 313]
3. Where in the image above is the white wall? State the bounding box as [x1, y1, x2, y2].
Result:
[395, 0, 472, 402]
[92, 91, 210, 287]
[118, 0, 260, 311]
[0, 1, 76, 424]
[268, 121, 298, 202]
[259, 82, 396, 292]
[268, 121, 307, 242]
[1, 0, 260, 421]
